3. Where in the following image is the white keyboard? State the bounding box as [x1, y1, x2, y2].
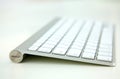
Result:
[9, 18, 115, 66]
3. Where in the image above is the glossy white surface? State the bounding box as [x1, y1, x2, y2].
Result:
[0, 0, 120, 79]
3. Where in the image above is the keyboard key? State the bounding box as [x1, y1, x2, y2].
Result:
[99, 44, 112, 49]
[66, 48, 82, 57]
[100, 26, 113, 45]
[84, 48, 96, 54]
[72, 42, 85, 47]
[28, 45, 39, 51]
[99, 48, 112, 53]
[98, 51, 112, 56]
[97, 55, 112, 61]
[71, 45, 83, 50]
[86, 42, 98, 47]
[82, 52, 95, 59]
[41, 44, 55, 48]
[52, 47, 68, 55]
[85, 45, 97, 50]
[38, 47, 52, 53]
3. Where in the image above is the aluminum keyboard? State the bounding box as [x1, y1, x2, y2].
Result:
[10, 18, 115, 66]
[27, 18, 114, 66]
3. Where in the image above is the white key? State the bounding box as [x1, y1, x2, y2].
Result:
[98, 51, 112, 56]
[60, 40, 72, 45]
[28, 45, 39, 51]
[84, 48, 96, 54]
[45, 41, 58, 46]
[71, 45, 83, 50]
[57, 44, 70, 48]
[52, 47, 67, 55]
[38, 47, 52, 53]
[33, 37, 47, 46]
[85, 45, 97, 50]
[87, 40, 98, 44]
[74, 39, 86, 44]
[73, 41, 85, 46]
[100, 26, 113, 45]
[82, 52, 95, 59]
[99, 45, 112, 49]
[41, 44, 55, 48]
[38, 42, 56, 53]
[97, 55, 112, 61]
[87, 42, 98, 47]
[66, 48, 82, 57]
[99, 48, 112, 53]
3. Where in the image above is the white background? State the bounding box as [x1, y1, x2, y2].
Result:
[0, 0, 120, 79]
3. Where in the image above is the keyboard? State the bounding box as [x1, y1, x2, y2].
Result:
[9, 18, 115, 66]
